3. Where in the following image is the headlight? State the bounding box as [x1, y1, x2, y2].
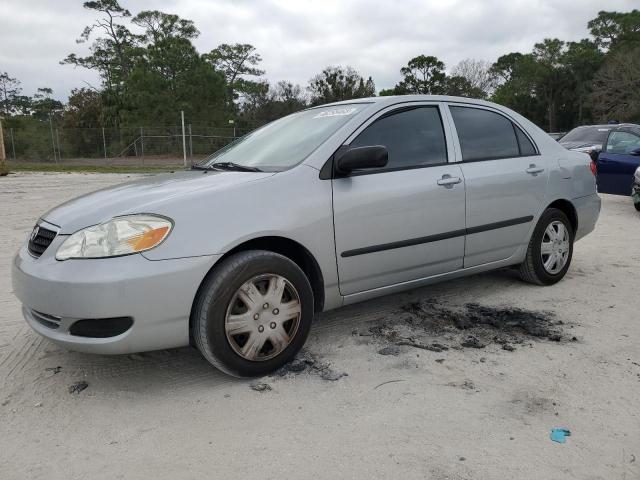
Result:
[56, 214, 173, 260]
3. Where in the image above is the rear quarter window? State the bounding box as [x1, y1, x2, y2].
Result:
[514, 126, 537, 156]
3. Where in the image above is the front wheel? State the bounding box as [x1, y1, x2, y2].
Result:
[518, 208, 574, 285]
[191, 250, 314, 377]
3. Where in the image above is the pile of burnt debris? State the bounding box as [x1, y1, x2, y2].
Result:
[363, 299, 577, 353]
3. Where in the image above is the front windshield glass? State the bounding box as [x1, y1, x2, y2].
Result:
[202, 104, 366, 171]
[561, 126, 612, 144]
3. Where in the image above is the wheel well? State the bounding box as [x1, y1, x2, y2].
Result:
[222, 237, 325, 312]
[547, 199, 578, 234]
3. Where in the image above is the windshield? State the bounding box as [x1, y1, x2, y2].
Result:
[561, 126, 612, 144]
[202, 104, 366, 171]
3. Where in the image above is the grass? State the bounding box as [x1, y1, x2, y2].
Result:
[5, 162, 182, 174]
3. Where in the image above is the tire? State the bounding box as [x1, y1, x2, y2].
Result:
[518, 208, 574, 286]
[191, 250, 314, 377]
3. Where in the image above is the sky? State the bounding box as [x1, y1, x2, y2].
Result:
[0, 0, 636, 101]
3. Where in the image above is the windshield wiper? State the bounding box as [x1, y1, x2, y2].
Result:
[191, 164, 214, 171]
[210, 162, 263, 172]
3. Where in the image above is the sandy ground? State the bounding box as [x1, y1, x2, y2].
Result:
[0, 172, 639, 480]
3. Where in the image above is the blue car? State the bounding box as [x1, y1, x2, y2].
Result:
[596, 125, 640, 199]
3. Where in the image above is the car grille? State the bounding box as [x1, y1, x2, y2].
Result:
[28, 226, 57, 258]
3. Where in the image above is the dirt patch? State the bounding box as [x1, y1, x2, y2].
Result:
[361, 299, 575, 354]
[272, 350, 348, 381]
[68, 381, 89, 394]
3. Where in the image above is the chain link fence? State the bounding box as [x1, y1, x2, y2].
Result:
[2, 122, 255, 167]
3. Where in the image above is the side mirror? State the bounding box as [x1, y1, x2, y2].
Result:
[335, 146, 388, 175]
[630, 147, 640, 156]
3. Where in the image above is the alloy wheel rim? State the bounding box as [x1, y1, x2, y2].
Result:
[541, 220, 570, 275]
[224, 274, 302, 362]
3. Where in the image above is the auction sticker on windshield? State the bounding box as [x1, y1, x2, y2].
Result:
[313, 107, 359, 119]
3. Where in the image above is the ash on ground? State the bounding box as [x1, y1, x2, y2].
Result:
[363, 299, 576, 354]
[272, 350, 348, 381]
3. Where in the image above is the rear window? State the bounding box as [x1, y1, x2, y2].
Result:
[450, 106, 520, 161]
[561, 126, 612, 144]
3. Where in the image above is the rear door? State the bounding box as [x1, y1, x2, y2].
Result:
[447, 104, 548, 268]
[597, 130, 640, 195]
[331, 103, 466, 296]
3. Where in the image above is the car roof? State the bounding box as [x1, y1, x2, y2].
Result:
[610, 124, 640, 133]
[570, 123, 639, 130]
[317, 95, 501, 109]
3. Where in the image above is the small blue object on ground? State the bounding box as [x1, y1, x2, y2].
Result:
[550, 428, 571, 443]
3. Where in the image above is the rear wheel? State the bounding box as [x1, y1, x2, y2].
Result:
[519, 208, 574, 285]
[191, 250, 314, 377]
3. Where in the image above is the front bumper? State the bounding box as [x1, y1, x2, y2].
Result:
[12, 235, 218, 354]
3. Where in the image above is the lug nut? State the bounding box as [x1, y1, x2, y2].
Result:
[270, 322, 276, 329]
[253, 313, 259, 320]
[263, 303, 269, 309]
[258, 325, 264, 332]
[273, 308, 279, 315]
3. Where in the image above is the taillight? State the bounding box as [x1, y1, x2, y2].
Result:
[589, 160, 597, 176]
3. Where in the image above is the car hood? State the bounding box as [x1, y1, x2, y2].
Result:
[41, 170, 275, 234]
[559, 141, 602, 151]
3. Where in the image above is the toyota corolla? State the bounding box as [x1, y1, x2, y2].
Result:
[12, 95, 601, 377]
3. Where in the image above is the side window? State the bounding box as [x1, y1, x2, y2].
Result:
[349, 106, 447, 170]
[606, 131, 640, 154]
[514, 125, 537, 156]
[450, 106, 520, 161]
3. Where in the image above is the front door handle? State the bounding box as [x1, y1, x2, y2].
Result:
[437, 175, 462, 187]
[525, 164, 545, 175]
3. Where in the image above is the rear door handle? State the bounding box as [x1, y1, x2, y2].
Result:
[525, 164, 545, 175]
[437, 175, 462, 187]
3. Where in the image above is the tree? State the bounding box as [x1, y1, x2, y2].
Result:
[64, 88, 104, 128]
[307, 66, 375, 105]
[241, 81, 307, 125]
[61, 0, 139, 123]
[490, 52, 527, 83]
[397, 55, 446, 94]
[31, 88, 64, 121]
[0, 72, 22, 116]
[531, 39, 571, 132]
[132, 10, 198, 44]
[451, 59, 497, 98]
[204, 43, 265, 105]
[491, 53, 546, 128]
[588, 10, 640, 51]
[62, 1, 137, 81]
[441, 75, 484, 98]
[131, 11, 202, 92]
[563, 40, 603, 123]
[590, 46, 640, 123]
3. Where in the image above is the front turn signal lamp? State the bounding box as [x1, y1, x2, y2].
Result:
[56, 215, 173, 260]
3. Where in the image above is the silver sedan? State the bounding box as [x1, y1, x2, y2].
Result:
[12, 95, 601, 377]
